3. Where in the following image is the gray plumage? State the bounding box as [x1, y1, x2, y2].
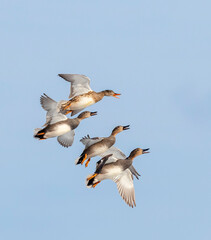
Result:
[75, 125, 130, 165]
[34, 111, 97, 147]
[86, 148, 150, 208]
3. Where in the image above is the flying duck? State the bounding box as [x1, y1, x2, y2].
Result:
[40, 74, 120, 126]
[86, 148, 150, 208]
[75, 125, 130, 167]
[34, 111, 97, 147]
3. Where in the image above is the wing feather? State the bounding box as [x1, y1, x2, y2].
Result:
[114, 170, 136, 208]
[57, 130, 75, 148]
[58, 74, 92, 98]
[49, 113, 68, 125]
[40, 93, 57, 111]
[80, 135, 104, 149]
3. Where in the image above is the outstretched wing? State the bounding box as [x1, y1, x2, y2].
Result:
[57, 130, 75, 148]
[114, 170, 136, 208]
[40, 93, 57, 112]
[49, 113, 68, 125]
[58, 74, 92, 98]
[80, 135, 104, 149]
[40, 94, 67, 127]
[99, 146, 126, 163]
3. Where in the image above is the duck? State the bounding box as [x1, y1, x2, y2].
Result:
[58, 74, 121, 115]
[40, 74, 120, 126]
[34, 111, 97, 147]
[80, 134, 140, 179]
[75, 125, 130, 167]
[86, 148, 150, 208]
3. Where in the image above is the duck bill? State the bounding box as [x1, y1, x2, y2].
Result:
[113, 93, 121, 99]
[90, 111, 97, 116]
[123, 125, 130, 130]
[143, 148, 150, 154]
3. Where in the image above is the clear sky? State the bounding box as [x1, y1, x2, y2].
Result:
[0, 0, 210, 239]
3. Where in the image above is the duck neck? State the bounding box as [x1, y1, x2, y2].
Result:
[76, 116, 83, 122]
[68, 118, 80, 130]
[110, 131, 119, 137]
[127, 153, 136, 161]
[92, 91, 104, 102]
[106, 135, 116, 147]
[127, 151, 142, 161]
[108, 134, 116, 140]
[99, 91, 108, 98]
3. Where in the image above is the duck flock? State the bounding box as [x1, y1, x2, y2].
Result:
[34, 74, 149, 208]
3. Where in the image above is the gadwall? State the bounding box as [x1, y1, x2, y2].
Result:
[86, 148, 150, 207]
[75, 125, 130, 167]
[34, 111, 97, 147]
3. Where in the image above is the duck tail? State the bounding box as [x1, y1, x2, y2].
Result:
[75, 153, 86, 165]
[75, 156, 81, 165]
[85, 174, 98, 188]
[34, 128, 45, 139]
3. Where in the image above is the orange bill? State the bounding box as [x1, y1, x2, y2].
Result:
[113, 93, 121, 99]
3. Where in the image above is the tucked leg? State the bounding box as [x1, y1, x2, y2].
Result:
[85, 158, 91, 168]
[63, 102, 71, 110]
[93, 181, 101, 188]
[87, 173, 97, 181]
[80, 154, 87, 165]
[37, 132, 45, 136]
[65, 110, 72, 115]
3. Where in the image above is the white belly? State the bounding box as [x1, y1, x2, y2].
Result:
[70, 96, 95, 110]
[90, 145, 109, 158]
[45, 124, 71, 138]
[97, 166, 123, 181]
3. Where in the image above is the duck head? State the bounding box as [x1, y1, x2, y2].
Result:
[102, 90, 121, 99]
[77, 111, 97, 120]
[128, 148, 150, 160]
[111, 125, 130, 136]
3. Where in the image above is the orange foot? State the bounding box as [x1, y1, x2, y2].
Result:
[65, 110, 72, 115]
[93, 181, 101, 188]
[37, 132, 45, 136]
[63, 102, 72, 110]
[85, 158, 91, 168]
[87, 173, 97, 181]
[81, 154, 87, 165]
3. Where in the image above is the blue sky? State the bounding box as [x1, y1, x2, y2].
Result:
[0, 0, 210, 239]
